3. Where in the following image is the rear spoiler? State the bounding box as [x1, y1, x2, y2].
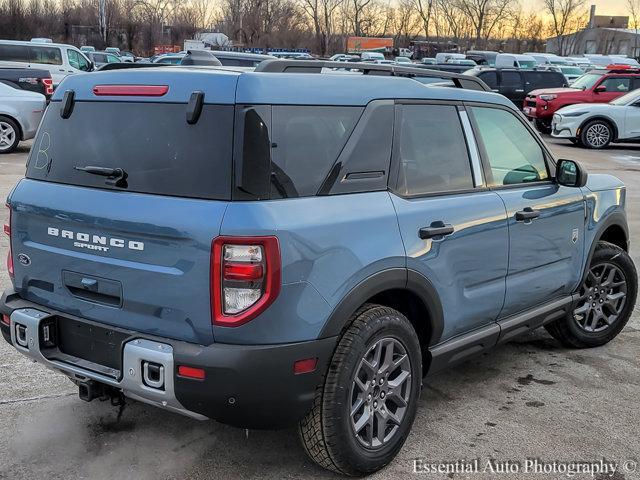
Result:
[254, 59, 491, 92]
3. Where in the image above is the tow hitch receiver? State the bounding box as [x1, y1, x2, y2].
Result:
[78, 380, 105, 402]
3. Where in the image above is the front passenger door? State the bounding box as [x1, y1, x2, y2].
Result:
[468, 105, 585, 317]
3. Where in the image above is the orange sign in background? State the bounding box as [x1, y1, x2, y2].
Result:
[346, 37, 393, 54]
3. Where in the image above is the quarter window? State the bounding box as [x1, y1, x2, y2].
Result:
[270, 106, 361, 197]
[396, 104, 474, 196]
[471, 107, 548, 186]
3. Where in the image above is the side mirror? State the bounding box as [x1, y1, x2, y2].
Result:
[556, 159, 588, 187]
[594, 85, 606, 93]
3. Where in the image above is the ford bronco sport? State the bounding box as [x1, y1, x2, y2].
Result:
[1, 60, 637, 476]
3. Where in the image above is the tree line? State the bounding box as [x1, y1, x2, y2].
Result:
[0, 0, 594, 57]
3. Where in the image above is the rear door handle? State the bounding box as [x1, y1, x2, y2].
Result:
[419, 221, 455, 239]
[515, 207, 540, 222]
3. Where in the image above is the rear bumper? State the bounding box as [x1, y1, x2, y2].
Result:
[1, 288, 337, 429]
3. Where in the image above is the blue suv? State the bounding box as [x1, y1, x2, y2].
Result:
[1, 60, 637, 475]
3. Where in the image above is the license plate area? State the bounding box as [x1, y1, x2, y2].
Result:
[40, 316, 130, 379]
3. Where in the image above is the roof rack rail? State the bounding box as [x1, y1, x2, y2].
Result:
[254, 59, 491, 92]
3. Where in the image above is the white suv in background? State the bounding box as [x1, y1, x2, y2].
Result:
[0, 40, 93, 87]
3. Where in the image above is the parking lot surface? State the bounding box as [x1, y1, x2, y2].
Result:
[0, 138, 639, 480]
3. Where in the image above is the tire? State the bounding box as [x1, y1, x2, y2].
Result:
[535, 119, 551, 134]
[580, 119, 613, 149]
[545, 241, 637, 348]
[299, 304, 422, 476]
[0, 116, 20, 154]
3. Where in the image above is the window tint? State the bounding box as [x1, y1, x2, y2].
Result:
[471, 107, 548, 186]
[93, 53, 106, 63]
[270, 106, 362, 197]
[30, 46, 62, 65]
[601, 77, 631, 92]
[0, 44, 30, 62]
[396, 104, 474, 196]
[478, 71, 497, 89]
[501, 71, 522, 88]
[524, 71, 565, 88]
[26, 102, 234, 200]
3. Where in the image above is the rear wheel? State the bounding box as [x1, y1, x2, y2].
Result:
[545, 242, 637, 348]
[299, 305, 422, 476]
[580, 120, 613, 149]
[0, 116, 20, 154]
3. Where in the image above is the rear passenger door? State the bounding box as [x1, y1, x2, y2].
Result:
[467, 104, 585, 317]
[390, 102, 509, 341]
[498, 71, 525, 107]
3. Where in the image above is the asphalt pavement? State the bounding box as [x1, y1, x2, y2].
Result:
[0, 137, 638, 480]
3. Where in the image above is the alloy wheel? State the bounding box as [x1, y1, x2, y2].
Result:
[0, 121, 16, 151]
[585, 123, 610, 148]
[349, 337, 412, 449]
[573, 262, 627, 333]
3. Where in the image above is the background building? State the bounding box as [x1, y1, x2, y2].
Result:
[546, 5, 639, 57]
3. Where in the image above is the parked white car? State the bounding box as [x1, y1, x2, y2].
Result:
[551, 88, 640, 149]
[0, 39, 93, 87]
[0, 82, 46, 153]
[494, 53, 537, 69]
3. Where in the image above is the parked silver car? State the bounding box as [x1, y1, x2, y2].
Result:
[0, 82, 46, 153]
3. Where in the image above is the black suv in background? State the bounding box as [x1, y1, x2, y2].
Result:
[466, 68, 568, 109]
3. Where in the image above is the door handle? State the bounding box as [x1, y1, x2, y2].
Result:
[515, 207, 540, 222]
[515, 89, 524, 92]
[419, 221, 455, 239]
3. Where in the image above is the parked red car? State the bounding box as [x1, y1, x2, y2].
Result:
[523, 65, 640, 133]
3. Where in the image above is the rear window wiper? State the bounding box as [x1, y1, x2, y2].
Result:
[74, 165, 128, 188]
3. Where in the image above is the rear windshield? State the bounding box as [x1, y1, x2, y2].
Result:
[26, 102, 233, 200]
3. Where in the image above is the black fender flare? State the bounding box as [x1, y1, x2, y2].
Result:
[318, 268, 444, 346]
[580, 211, 629, 284]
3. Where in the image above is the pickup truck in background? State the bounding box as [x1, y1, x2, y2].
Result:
[0, 67, 54, 101]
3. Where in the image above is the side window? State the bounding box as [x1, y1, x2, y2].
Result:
[270, 106, 361, 197]
[479, 71, 498, 89]
[0, 44, 30, 62]
[600, 77, 631, 92]
[396, 104, 474, 196]
[30, 46, 62, 65]
[68, 50, 91, 71]
[107, 54, 120, 63]
[501, 71, 522, 88]
[471, 107, 548, 186]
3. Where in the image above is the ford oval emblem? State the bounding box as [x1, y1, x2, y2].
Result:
[17, 253, 31, 266]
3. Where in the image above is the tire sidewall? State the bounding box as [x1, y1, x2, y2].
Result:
[0, 116, 20, 154]
[325, 310, 422, 474]
[580, 120, 612, 150]
[566, 245, 637, 346]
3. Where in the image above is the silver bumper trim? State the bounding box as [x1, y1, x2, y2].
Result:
[9, 308, 207, 420]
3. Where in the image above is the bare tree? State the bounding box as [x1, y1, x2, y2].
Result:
[544, 0, 587, 55]
[454, 0, 513, 48]
[628, 0, 640, 57]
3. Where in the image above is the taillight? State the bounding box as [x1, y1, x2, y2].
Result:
[42, 78, 54, 95]
[4, 203, 13, 278]
[211, 236, 281, 327]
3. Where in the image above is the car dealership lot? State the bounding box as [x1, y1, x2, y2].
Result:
[1, 139, 639, 480]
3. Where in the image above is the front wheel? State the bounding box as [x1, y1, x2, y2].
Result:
[580, 120, 613, 149]
[545, 242, 637, 348]
[299, 305, 422, 475]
